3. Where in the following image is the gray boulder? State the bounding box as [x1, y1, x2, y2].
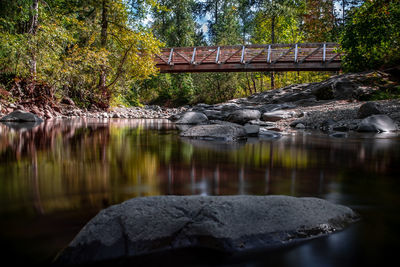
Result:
[312, 77, 357, 100]
[244, 124, 260, 136]
[357, 102, 381, 119]
[55, 195, 358, 266]
[0, 110, 43, 122]
[357, 115, 398, 132]
[203, 110, 225, 120]
[180, 124, 247, 141]
[227, 109, 261, 124]
[262, 110, 293, 122]
[175, 112, 208, 124]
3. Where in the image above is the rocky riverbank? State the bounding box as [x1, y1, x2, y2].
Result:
[1, 70, 399, 138]
[171, 70, 400, 140]
[0, 101, 186, 120]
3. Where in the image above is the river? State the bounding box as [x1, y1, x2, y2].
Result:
[0, 119, 399, 266]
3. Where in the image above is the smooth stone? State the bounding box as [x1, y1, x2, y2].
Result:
[0, 110, 43, 122]
[180, 124, 247, 141]
[54, 195, 358, 266]
[227, 109, 261, 124]
[357, 115, 398, 132]
[244, 124, 260, 136]
[176, 112, 208, 125]
[203, 110, 225, 120]
[290, 120, 304, 128]
[357, 102, 381, 119]
[295, 123, 306, 129]
[262, 110, 293, 122]
[247, 119, 275, 127]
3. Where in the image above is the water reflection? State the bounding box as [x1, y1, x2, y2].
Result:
[0, 119, 400, 265]
[1, 119, 400, 215]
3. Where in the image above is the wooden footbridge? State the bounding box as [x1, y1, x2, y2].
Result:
[155, 43, 342, 73]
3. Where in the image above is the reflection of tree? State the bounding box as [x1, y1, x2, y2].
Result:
[157, 134, 400, 197]
[0, 119, 176, 215]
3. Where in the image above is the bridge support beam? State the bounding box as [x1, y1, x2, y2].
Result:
[158, 62, 341, 73]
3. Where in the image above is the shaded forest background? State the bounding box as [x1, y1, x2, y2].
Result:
[0, 0, 399, 109]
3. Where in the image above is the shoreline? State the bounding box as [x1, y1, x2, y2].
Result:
[1, 70, 399, 135]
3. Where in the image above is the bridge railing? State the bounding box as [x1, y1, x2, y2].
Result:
[155, 43, 342, 73]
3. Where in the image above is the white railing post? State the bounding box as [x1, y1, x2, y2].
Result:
[294, 43, 298, 63]
[191, 47, 196, 64]
[267, 45, 271, 63]
[215, 46, 220, 63]
[323, 43, 326, 62]
[168, 48, 174, 65]
[240, 45, 245, 64]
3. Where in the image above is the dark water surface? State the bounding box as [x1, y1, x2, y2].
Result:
[0, 119, 399, 266]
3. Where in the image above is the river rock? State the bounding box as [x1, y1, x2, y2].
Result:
[227, 109, 261, 124]
[203, 110, 225, 120]
[54, 195, 358, 266]
[357, 102, 381, 119]
[262, 110, 293, 122]
[295, 123, 306, 129]
[176, 112, 208, 125]
[244, 124, 260, 136]
[180, 124, 246, 141]
[357, 115, 398, 132]
[0, 110, 43, 122]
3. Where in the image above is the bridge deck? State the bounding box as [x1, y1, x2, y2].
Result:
[155, 43, 342, 73]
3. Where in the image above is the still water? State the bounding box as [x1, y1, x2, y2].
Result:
[0, 119, 399, 266]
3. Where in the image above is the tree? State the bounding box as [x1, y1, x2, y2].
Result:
[341, 0, 400, 72]
[303, 0, 335, 42]
[141, 0, 199, 106]
[0, 0, 162, 109]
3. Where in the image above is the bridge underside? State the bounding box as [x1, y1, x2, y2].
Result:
[155, 43, 342, 73]
[158, 62, 341, 73]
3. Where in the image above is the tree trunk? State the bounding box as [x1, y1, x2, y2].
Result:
[270, 15, 276, 89]
[100, 0, 108, 90]
[246, 72, 253, 95]
[29, 0, 39, 79]
[99, 0, 109, 108]
[342, 0, 346, 24]
[251, 73, 257, 93]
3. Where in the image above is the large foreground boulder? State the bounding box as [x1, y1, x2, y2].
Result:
[180, 124, 247, 141]
[55, 195, 358, 266]
[0, 110, 43, 122]
[357, 115, 398, 132]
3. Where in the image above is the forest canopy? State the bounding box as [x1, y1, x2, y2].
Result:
[0, 0, 398, 109]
